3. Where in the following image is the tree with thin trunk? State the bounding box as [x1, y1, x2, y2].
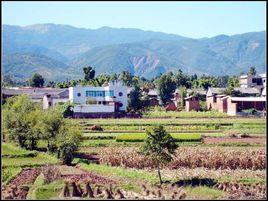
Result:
[141, 125, 178, 185]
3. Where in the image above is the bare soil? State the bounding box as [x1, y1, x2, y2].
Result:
[203, 136, 266, 145]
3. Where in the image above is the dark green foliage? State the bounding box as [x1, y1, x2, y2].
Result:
[127, 86, 143, 111]
[141, 125, 178, 184]
[228, 76, 240, 88]
[59, 102, 74, 118]
[28, 73, 45, 87]
[179, 86, 187, 109]
[120, 71, 133, 87]
[156, 73, 176, 105]
[83, 66, 95, 81]
[57, 125, 82, 165]
[2, 95, 38, 148]
[248, 66, 257, 76]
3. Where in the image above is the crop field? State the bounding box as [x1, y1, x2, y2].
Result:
[2, 115, 266, 200]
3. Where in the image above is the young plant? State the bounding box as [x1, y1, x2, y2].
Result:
[141, 125, 178, 185]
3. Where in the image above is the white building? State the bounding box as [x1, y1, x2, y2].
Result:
[239, 73, 266, 89]
[69, 81, 128, 114]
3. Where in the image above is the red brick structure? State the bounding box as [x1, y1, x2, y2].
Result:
[165, 102, 177, 111]
[185, 96, 200, 112]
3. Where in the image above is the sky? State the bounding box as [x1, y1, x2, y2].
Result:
[2, 1, 266, 38]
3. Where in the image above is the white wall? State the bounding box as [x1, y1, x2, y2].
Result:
[73, 104, 114, 113]
[69, 83, 128, 112]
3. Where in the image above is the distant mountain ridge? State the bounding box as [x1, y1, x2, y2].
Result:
[2, 24, 266, 81]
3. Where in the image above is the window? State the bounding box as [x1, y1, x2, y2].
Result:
[119, 92, 123, 96]
[119, 102, 123, 107]
[86, 90, 113, 97]
[77, 93, 81, 97]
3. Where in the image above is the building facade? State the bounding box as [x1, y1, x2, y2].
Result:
[239, 73, 266, 90]
[69, 81, 127, 114]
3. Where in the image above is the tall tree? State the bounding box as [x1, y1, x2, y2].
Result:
[156, 73, 176, 105]
[248, 66, 257, 76]
[28, 73, 45, 87]
[142, 125, 178, 185]
[127, 85, 143, 111]
[120, 71, 133, 86]
[83, 66, 95, 81]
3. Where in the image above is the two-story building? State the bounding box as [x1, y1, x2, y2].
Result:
[69, 80, 127, 117]
[239, 73, 266, 90]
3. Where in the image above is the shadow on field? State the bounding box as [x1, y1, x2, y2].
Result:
[171, 178, 217, 187]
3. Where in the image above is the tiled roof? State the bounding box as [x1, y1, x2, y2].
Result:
[2, 87, 69, 99]
[234, 87, 260, 94]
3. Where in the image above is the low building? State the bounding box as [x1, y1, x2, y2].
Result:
[42, 90, 69, 109]
[147, 89, 159, 106]
[69, 81, 127, 117]
[185, 96, 200, 112]
[226, 96, 266, 116]
[206, 87, 226, 110]
[2, 87, 69, 105]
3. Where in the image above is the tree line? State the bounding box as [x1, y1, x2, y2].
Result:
[2, 95, 81, 165]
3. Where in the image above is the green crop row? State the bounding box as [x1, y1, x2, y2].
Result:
[116, 133, 202, 142]
[143, 110, 228, 118]
[2, 143, 38, 158]
[75, 117, 265, 126]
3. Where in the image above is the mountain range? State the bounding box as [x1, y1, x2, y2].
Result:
[2, 23, 266, 81]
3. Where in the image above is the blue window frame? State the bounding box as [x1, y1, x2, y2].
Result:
[86, 90, 114, 97]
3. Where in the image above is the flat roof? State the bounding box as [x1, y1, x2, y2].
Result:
[231, 97, 266, 102]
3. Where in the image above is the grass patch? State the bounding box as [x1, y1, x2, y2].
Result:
[2, 167, 22, 184]
[184, 186, 225, 199]
[2, 153, 59, 168]
[116, 133, 202, 142]
[34, 180, 64, 200]
[2, 143, 37, 158]
[143, 110, 228, 118]
[79, 162, 159, 184]
[27, 173, 46, 199]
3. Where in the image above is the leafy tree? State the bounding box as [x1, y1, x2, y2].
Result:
[40, 108, 64, 153]
[59, 101, 74, 118]
[57, 124, 82, 165]
[173, 70, 187, 87]
[228, 76, 240, 88]
[127, 86, 143, 111]
[156, 73, 176, 105]
[141, 125, 178, 185]
[28, 73, 45, 87]
[83, 66, 95, 81]
[93, 74, 110, 87]
[120, 71, 133, 86]
[24, 108, 43, 150]
[179, 86, 187, 109]
[248, 66, 257, 76]
[3, 95, 36, 148]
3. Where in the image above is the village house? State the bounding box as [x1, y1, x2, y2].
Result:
[206, 87, 261, 111]
[239, 73, 266, 90]
[2, 87, 69, 106]
[206, 85, 266, 116]
[69, 80, 127, 118]
[185, 95, 200, 112]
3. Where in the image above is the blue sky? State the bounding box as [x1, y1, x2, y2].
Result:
[2, 1, 266, 38]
